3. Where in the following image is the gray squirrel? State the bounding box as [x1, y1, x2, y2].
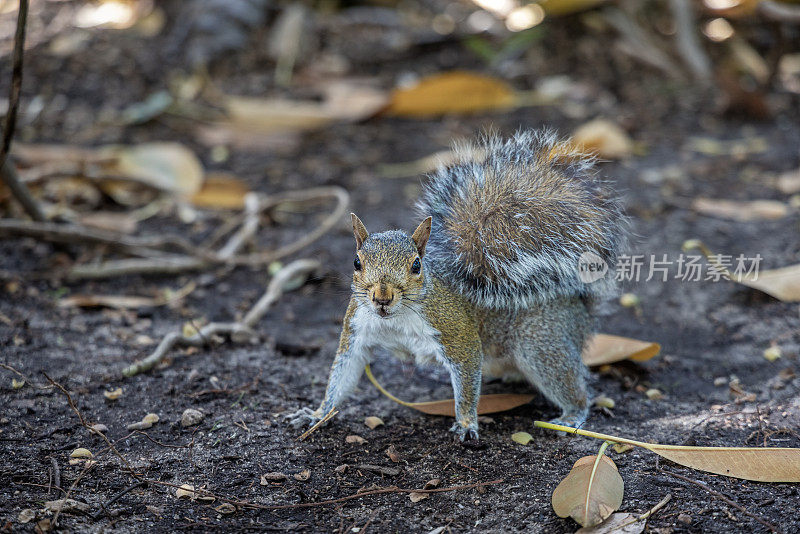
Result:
[289, 129, 626, 440]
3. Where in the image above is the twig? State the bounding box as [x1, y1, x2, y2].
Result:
[143, 477, 504, 510]
[50, 457, 62, 496]
[668, 0, 712, 82]
[66, 186, 348, 279]
[122, 259, 320, 376]
[0, 362, 50, 389]
[659, 468, 780, 533]
[0, 0, 45, 221]
[44, 373, 137, 474]
[91, 481, 148, 520]
[297, 407, 339, 441]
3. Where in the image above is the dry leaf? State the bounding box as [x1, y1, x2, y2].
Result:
[58, 282, 195, 310]
[409, 491, 429, 503]
[214, 503, 236, 514]
[645, 388, 663, 400]
[683, 240, 800, 302]
[386, 445, 400, 462]
[261, 472, 287, 483]
[691, 198, 788, 221]
[406, 393, 536, 417]
[190, 173, 250, 209]
[345, 435, 366, 444]
[97, 143, 204, 204]
[385, 71, 516, 117]
[11, 378, 24, 389]
[70, 448, 93, 458]
[582, 334, 661, 367]
[78, 211, 138, 234]
[612, 443, 633, 454]
[424, 478, 440, 489]
[103, 387, 123, 400]
[18, 508, 35, 524]
[43, 499, 91, 513]
[537, 422, 800, 482]
[552, 454, 624, 527]
[575, 512, 644, 534]
[364, 416, 384, 429]
[572, 119, 633, 159]
[594, 396, 615, 409]
[175, 484, 196, 499]
[776, 168, 800, 194]
[127, 413, 159, 430]
[512, 431, 533, 445]
[293, 469, 311, 481]
[763, 345, 781, 362]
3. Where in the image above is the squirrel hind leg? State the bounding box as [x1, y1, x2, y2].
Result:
[504, 309, 592, 428]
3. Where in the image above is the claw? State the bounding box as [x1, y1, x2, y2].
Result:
[285, 407, 322, 429]
[449, 421, 479, 442]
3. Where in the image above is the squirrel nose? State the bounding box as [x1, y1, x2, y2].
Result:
[372, 294, 393, 306]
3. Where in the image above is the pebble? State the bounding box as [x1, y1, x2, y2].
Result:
[181, 408, 204, 427]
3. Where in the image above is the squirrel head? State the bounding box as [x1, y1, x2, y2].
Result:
[350, 213, 432, 318]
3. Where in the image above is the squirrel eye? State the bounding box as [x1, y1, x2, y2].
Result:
[353, 256, 362, 271]
[411, 257, 421, 274]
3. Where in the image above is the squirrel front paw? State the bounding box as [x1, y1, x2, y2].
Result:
[449, 420, 479, 442]
[285, 406, 323, 429]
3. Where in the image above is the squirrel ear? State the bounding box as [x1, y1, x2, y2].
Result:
[351, 213, 369, 249]
[411, 216, 432, 257]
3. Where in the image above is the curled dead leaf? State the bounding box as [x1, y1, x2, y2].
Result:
[70, 448, 93, 459]
[575, 512, 644, 534]
[572, 119, 633, 159]
[691, 198, 789, 222]
[293, 469, 311, 481]
[385, 71, 516, 117]
[552, 454, 624, 527]
[582, 334, 661, 367]
[214, 503, 236, 514]
[104, 387, 123, 400]
[345, 435, 366, 444]
[364, 416, 384, 429]
[409, 491, 429, 503]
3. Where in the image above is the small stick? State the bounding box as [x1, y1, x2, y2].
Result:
[91, 481, 148, 520]
[660, 469, 780, 533]
[297, 407, 338, 441]
[142, 477, 504, 510]
[668, 0, 712, 82]
[0, 0, 45, 222]
[50, 457, 62, 496]
[122, 259, 319, 377]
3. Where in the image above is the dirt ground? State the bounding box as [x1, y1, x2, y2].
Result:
[1, 1, 800, 533]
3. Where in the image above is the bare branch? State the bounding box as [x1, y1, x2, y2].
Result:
[669, 0, 713, 82]
[122, 259, 320, 377]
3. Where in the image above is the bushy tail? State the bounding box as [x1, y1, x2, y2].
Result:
[416, 129, 625, 310]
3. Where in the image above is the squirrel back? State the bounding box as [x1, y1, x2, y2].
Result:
[416, 129, 625, 310]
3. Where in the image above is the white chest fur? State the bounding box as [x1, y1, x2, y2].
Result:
[350, 305, 444, 366]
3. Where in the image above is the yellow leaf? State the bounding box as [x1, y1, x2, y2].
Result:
[683, 240, 800, 302]
[572, 119, 633, 159]
[190, 173, 250, 209]
[536, 422, 800, 483]
[70, 448, 93, 458]
[691, 198, 788, 221]
[582, 334, 661, 366]
[385, 71, 516, 118]
[104, 387, 123, 400]
[512, 431, 533, 445]
[763, 345, 782, 362]
[552, 453, 624, 527]
[11, 378, 24, 389]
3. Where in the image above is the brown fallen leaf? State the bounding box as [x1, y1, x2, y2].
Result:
[190, 173, 250, 209]
[572, 119, 633, 159]
[200, 81, 387, 150]
[552, 453, 624, 527]
[684, 239, 800, 302]
[691, 198, 789, 221]
[409, 491, 429, 503]
[385, 71, 516, 118]
[582, 334, 661, 366]
[537, 422, 800, 483]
